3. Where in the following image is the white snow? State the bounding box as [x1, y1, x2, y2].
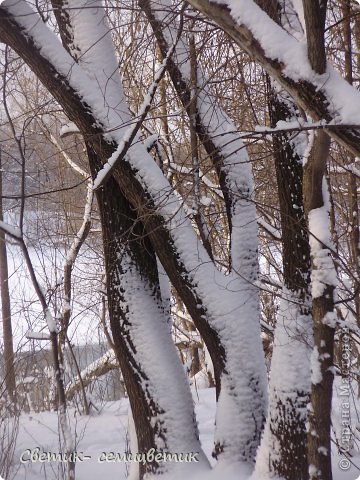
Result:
[45, 308, 57, 333]
[257, 217, 281, 240]
[26, 330, 51, 340]
[212, 0, 360, 126]
[254, 293, 312, 478]
[308, 180, 337, 298]
[2, 1, 358, 478]
[107, 252, 210, 474]
[65, 349, 117, 396]
[92, 41, 176, 190]
[0, 219, 21, 239]
[311, 347, 323, 385]
[9, 383, 360, 479]
[140, 1, 268, 462]
[59, 122, 80, 137]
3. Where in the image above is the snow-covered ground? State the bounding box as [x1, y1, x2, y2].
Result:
[8, 384, 360, 480]
[11, 387, 214, 480]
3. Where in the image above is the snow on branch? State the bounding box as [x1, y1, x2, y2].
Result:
[59, 122, 80, 138]
[48, 133, 88, 179]
[0, 219, 56, 332]
[0, 220, 21, 241]
[0, 1, 269, 460]
[0, 0, 119, 140]
[336, 163, 360, 178]
[245, 120, 360, 138]
[92, 25, 183, 191]
[64, 184, 93, 267]
[26, 331, 51, 341]
[257, 217, 281, 241]
[65, 349, 118, 400]
[187, 0, 360, 157]
[169, 161, 223, 197]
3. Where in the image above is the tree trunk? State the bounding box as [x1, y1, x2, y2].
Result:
[254, 77, 311, 480]
[251, 2, 311, 475]
[301, 3, 336, 479]
[1, 1, 266, 466]
[140, 1, 268, 462]
[304, 130, 334, 480]
[50, 2, 209, 472]
[341, 0, 360, 395]
[87, 146, 210, 478]
[0, 150, 16, 406]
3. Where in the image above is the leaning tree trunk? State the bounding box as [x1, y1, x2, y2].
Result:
[0, 1, 268, 467]
[47, 2, 209, 475]
[140, 1, 268, 464]
[87, 147, 210, 478]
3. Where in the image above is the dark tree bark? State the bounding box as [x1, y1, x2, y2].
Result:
[341, 0, 360, 373]
[0, 0, 243, 402]
[301, 3, 336, 479]
[0, 150, 16, 406]
[262, 77, 311, 480]
[248, 3, 311, 476]
[87, 147, 167, 477]
[49, 4, 209, 474]
[302, 0, 328, 74]
[138, 1, 268, 463]
[0, 7, 210, 477]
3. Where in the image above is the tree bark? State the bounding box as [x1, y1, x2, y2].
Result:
[88, 146, 209, 477]
[0, 150, 16, 406]
[0, 1, 265, 465]
[249, 3, 311, 475]
[304, 129, 334, 480]
[139, 0, 268, 462]
[341, 0, 360, 396]
[255, 76, 311, 480]
[301, 3, 336, 479]
[49, 2, 209, 473]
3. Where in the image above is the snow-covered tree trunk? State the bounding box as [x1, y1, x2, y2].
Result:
[302, 3, 336, 479]
[140, 0, 268, 464]
[0, 0, 269, 468]
[305, 131, 335, 480]
[254, 78, 311, 480]
[253, 3, 311, 478]
[2, 0, 359, 477]
[93, 155, 210, 477]
[255, 49, 311, 480]
[48, 3, 210, 476]
[341, 0, 360, 396]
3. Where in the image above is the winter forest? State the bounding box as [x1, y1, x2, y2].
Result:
[0, 0, 360, 479]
